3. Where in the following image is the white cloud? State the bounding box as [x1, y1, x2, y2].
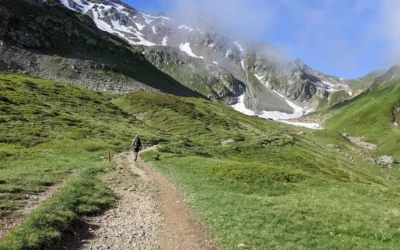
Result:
[160, 0, 276, 39]
[159, 0, 400, 75]
[377, 0, 400, 62]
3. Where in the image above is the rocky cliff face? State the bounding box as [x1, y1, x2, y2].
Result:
[142, 46, 245, 102]
[58, 0, 352, 116]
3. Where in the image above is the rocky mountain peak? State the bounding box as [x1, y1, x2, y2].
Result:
[58, 0, 352, 118]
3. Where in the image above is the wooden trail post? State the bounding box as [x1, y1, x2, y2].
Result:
[108, 150, 111, 162]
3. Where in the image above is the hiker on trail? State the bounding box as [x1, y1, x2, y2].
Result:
[130, 135, 142, 162]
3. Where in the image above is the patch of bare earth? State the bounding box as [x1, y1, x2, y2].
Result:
[0, 172, 76, 242]
[144, 161, 217, 250]
[343, 134, 378, 150]
[220, 139, 234, 146]
[62, 150, 217, 250]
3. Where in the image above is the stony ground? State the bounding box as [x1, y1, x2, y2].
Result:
[61, 151, 217, 250]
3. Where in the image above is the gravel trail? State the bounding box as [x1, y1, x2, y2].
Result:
[144, 161, 217, 250]
[62, 150, 217, 250]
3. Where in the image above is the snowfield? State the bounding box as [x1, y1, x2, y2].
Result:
[280, 121, 322, 129]
[231, 94, 256, 116]
[231, 91, 321, 129]
[161, 36, 168, 46]
[179, 43, 204, 59]
[60, 0, 161, 46]
[255, 74, 265, 82]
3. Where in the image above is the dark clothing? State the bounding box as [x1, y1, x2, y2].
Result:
[133, 137, 142, 148]
[132, 137, 142, 155]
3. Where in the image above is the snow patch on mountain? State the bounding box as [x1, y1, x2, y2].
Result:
[161, 36, 168, 46]
[241, 61, 245, 71]
[134, 21, 145, 31]
[179, 43, 204, 59]
[273, 90, 313, 115]
[134, 34, 156, 46]
[231, 90, 313, 121]
[225, 49, 232, 58]
[178, 25, 194, 32]
[231, 94, 256, 116]
[280, 121, 322, 129]
[73, 0, 92, 13]
[321, 81, 340, 92]
[234, 42, 244, 53]
[152, 26, 156, 34]
[213, 61, 219, 65]
[231, 94, 321, 129]
[254, 91, 313, 120]
[111, 20, 133, 33]
[322, 80, 335, 88]
[255, 74, 265, 83]
[258, 111, 301, 120]
[141, 12, 156, 24]
[60, 0, 74, 10]
[92, 11, 115, 33]
[235, 42, 246, 72]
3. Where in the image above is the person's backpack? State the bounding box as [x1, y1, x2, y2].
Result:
[134, 138, 142, 148]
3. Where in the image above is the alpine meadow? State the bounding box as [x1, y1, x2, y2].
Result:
[0, 0, 399, 249]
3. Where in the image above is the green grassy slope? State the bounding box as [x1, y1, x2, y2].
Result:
[0, 74, 162, 249]
[118, 91, 400, 249]
[327, 79, 400, 160]
[116, 92, 390, 183]
[2, 73, 400, 249]
[347, 70, 385, 93]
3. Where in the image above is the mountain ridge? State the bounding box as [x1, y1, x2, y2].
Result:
[0, 0, 357, 119]
[60, 0, 353, 118]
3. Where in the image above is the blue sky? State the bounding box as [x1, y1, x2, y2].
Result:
[125, 0, 400, 79]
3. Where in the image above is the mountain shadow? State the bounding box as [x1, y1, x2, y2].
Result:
[0, 0, 206, 98]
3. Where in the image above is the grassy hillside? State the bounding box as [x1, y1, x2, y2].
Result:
[327, 79, 400, 160]
[2, 73, 400, 249]
[347, 70, 385, 94]
[0, 74, 163, 249]
[117, 92, 400, 249]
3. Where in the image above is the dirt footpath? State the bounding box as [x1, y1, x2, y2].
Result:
[144, 161, 217, 250]
[62, 152, 217, 250]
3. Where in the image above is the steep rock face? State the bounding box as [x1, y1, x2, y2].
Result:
[142, 46, 245, 102]
[59, 0, 352, 115]
[0, 42, 155, 93]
